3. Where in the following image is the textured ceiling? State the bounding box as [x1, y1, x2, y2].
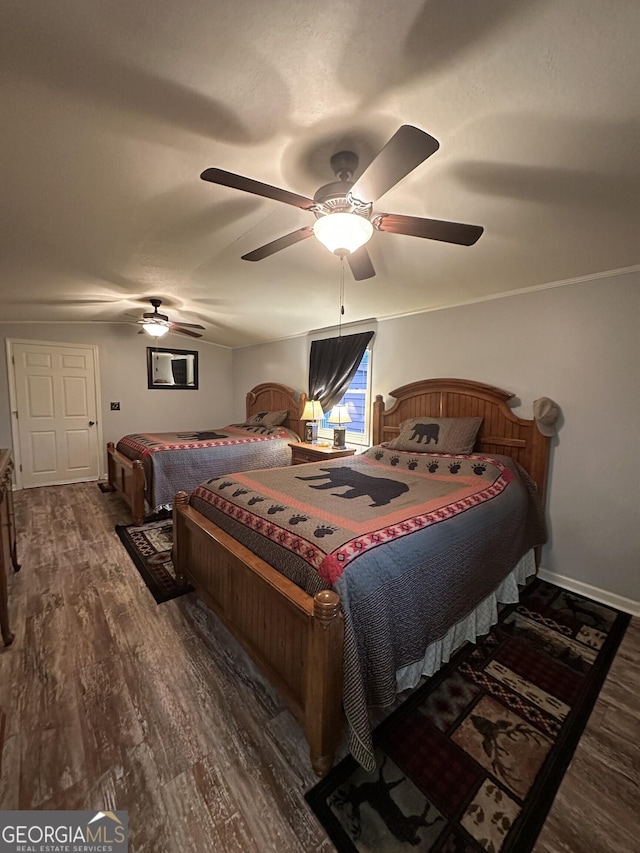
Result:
[1, 0, 638, 347]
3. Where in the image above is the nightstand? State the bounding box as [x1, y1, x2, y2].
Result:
[289, 442, 357, 465]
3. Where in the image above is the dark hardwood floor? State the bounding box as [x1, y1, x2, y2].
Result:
[0, 482, 638, 852]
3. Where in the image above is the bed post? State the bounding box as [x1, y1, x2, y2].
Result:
[106, 442, 117, 491]
[305, 590, 344, 777]
[172, 490, 190, 585]
[130, 461, 146, 525]
[372, 394, 385, 446]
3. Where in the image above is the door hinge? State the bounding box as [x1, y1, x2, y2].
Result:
[19, 464, 22, 472]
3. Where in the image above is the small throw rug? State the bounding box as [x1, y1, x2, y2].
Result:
[306, 579, 629, 853]
[115, 519, 193, 604]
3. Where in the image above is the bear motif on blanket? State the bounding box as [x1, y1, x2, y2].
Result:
[296, 466, 409, 507]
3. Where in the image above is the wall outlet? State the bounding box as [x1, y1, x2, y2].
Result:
[110, 402, 120, 410]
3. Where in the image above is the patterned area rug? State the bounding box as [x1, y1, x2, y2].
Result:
[115, 519, 193, 604]
[306, 579, 629, 852]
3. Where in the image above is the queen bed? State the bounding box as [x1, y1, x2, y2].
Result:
[106, 382, 306, 524]
[171, 378, 551, 775]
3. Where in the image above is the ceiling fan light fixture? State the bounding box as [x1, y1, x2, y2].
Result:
[313, 212, 373, 255]
[142, 320, 170, 338]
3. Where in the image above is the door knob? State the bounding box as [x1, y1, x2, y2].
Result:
[89, 421, 95, 426]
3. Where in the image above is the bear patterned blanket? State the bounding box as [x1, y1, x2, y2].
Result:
[116, 424, 300, 512]
[189, 445, 547, 769]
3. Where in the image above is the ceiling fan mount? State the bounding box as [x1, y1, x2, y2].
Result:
[200, 125, 484, 281]
[136, 298, 205, 339]
[329, 150, 359, 182]
[142, 297, 169, 322]
[311, 150, 361, 200]
[311, 151, 372, 217]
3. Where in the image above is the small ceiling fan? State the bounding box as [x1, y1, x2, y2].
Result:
[200, 125, 484, 281]
[136, 299, 205, 339]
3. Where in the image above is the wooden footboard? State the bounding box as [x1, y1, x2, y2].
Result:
[106, 442, 146, 525]
[172, 491, 344, 776]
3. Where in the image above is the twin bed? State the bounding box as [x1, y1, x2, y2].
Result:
[166, 378, 551, 775]
[106, 382, 306, 524]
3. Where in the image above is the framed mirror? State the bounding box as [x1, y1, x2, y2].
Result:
[147, 347, 199, 390]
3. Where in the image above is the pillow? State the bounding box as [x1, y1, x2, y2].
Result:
[242, 410, 288, 427]
[387, 416, 483, 454]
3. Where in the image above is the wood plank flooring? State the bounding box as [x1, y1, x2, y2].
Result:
[0, 482, 638, 852]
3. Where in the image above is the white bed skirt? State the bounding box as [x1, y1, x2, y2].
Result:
[396, 550, 537, 693]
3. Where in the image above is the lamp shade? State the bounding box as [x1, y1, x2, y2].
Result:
[142, 321, 170, 338]
[313, 212, 373, 255]
[328, 404, 351, 449]
[327, 404, 352, 425]
[301, 399, 324, 444]
[301, 400, 324, 421]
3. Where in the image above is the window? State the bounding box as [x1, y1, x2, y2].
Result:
[318, 348, 372, 447]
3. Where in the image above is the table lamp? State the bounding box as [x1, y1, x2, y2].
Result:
[327, 404, 352, 449]
[301, 400, 324, 444]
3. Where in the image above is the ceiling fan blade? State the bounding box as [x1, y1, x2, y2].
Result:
[375, 213, 484, 245]
[171, 322, 205, 330]
[201, 168, 315, 211]
[350, 125, 440, 205]
[169, 325, 202, 338]
[242, 226, 314, 261]
[347, 246, 376, 281]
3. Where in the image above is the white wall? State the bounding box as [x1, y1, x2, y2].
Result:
[232, 271, 640, 607]
[0, 323, 234, 472]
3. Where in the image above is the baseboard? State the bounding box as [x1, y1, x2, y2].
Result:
[537, 568, 640, 617]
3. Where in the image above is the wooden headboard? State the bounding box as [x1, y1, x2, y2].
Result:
[372, 378, 551, 506]
[246, 382, 307, 440]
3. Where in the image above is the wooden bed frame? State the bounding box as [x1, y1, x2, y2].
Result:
[171, 378, 551, 776]
[372, 378, 551, 506]
[106, 382, 307, 525]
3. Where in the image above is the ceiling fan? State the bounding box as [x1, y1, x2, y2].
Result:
[200, 125, 484, 281]
[136, 298, 205, 339]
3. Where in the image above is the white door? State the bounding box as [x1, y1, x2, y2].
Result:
[12, 342, 101, 487]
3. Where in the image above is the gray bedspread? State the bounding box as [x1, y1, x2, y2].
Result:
[189, 445, 547, 768]
[116, 424, 300, 512]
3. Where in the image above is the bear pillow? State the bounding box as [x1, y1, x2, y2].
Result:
[242, 410, 288, 427]
[387, 416, 483, 455]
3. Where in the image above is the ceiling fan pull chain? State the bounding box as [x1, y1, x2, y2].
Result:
[339, 255, 345, 337]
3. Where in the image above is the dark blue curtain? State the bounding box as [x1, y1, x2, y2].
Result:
[308, 331, 374, 412]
